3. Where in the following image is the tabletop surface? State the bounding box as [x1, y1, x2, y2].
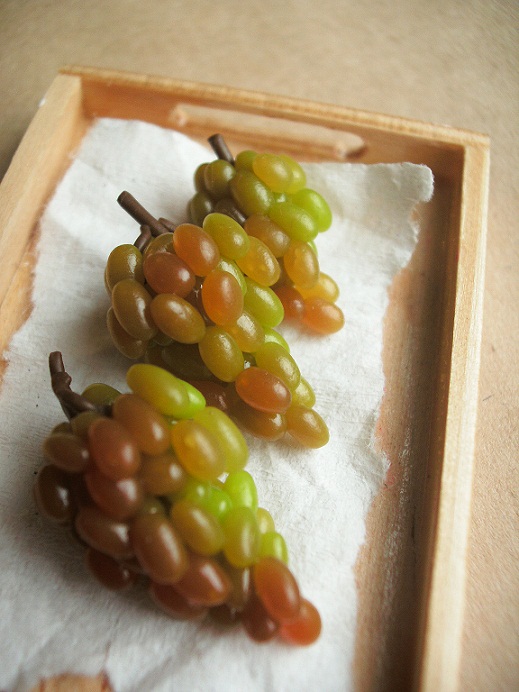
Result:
[1, 2, 517, 690]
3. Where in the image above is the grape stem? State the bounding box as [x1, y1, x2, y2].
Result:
[49, 351, 107, 420]
[208, 134, 234, 165]
[117, 191, 170, 238]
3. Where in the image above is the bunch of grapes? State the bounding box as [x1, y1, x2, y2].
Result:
[189, 135, 345, 337]
[105, 189, 330, 449]
[34, 353, 321, 645]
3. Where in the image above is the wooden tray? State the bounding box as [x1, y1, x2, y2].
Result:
[0, 66, 489, 692]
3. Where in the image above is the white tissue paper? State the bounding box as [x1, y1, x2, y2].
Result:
[0, 119, 433, 692]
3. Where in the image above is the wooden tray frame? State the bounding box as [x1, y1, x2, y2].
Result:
[0, 66, 489, 691]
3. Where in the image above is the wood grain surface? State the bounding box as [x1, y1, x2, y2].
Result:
[0, 2, 517, 691]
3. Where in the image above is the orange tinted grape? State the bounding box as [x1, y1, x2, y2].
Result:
[171, 419, 226, 481]
[232, 400, 287, 441]
[244, 215, 290, 258]
[274, 284, 305, 321]
[150, 581, 208, 620]
[138, 452, 187, 495]
[283, 240, 319, 289]
[43, 432, 90, 474]
[253, 556, 300, 622]
[75, 506, 134, 560]
[130, 513, 188, 584]
[285, 405, 329, 448]
[88, 417, 141, 480]
[112, 393, 170, 456]
[143, 251, 195, 297]
[86, 548, 138, 591]
[235, 367, 292, 414]
[150, 293, 206, 344]
[296, 272, 340, 302]
[224, 310, 265, 354]
[201, 269, 244, 325]
[242, 593, 279, 642]
[279, 598, 322, 645]
[302, 297, 345, 334]
[33, 464, 75, 524]
[236, 236, 281, 287]
[172, 223, 220, 276]
[84, 469, 143, 520]
[173, 553, 232, 607]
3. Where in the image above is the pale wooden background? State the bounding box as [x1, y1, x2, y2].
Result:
[1, 1, 517, 690]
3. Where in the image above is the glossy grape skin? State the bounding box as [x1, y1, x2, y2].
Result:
[234, 150, 257, 172]
[201, 269, 244, 325]
[278, 154, 307, 194]
[279, 598, 322, 646]
[112, 393, 170, 456]
[256, 507, 276, 534]
[171, 419, 226, 481]
[268, 201, 318, 243]
[150, 581, 208, 620]
[254, 341, 301, 392]
[198, 326, 244, 382]
[33, 464, 75, 524]
[159, 341, 213, 381]
[88, 417, 141, 480]
[296, 272, 340, 302]
[283, 240, 319, 289]
[188, 380, 230, 413]
[235, 367, 292, 414]
[172, 223, 221, 276]
[236, 236, 281, 287]
[130, 513, 188, 584]
[229, 170, 274, 217]
[243, 278, 284, 328]
[143, 251, 195, 297]
[173, 553, 232, 607]
[189, 191, 214, 226]
[222, 505, 260, 568]
[170, 498, 224, 556]
[85, 469, 143, 521]
[224, 309, 265, 354]
[82, 383, 121, 408]
[241, 593, 279, 642]
[244, 214, 291, 258]
[150, 293, 206, 344]
[204, 159, 235, 199]
[252, 153, 293, 194]
[203, 213, 250, 260]
[70, 410, 101, 440]
[274, 284, 305, 321]
[105, 244, 144, 291]
[75, 506, 134, 560]
[258, 531, 289, 563]
[86, 548, 139, 591]
[216, 258, 247, 295]
[138, 452, 187, 496]
[262, 326, 290, 352]
[106, 307, 147, 360]
[43, 432, 90, 474]
[143, 232, 174, 258]
[127, 363, 204, 419]
[223, 470, 258, 512]
[232, 400, 287, 441]
[194, 406, 249, 473]
[111, 279, 157, 341]
[291, 377, 316, 408]
[291, 188, 332, 232]
[286, 405, 329, 448]
[253, 556, 301, 622]
[302, 297, 345, 334]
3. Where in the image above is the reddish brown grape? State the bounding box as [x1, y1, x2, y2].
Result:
[253, 556, 301, 623]
[143, 251, 195, 297]
[88, 417, 141, 480]
[235, 367, 292, 414]
[130, 513, 188, 584]
[279, 598, 322, 646]
[85, 548, 139, 591]
[33, 464, 76, 524]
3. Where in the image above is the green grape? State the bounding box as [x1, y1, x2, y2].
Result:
[105, 244, 144, 292]
[262, 326, 290, 352]
[256, 507, 276, 534]
[171, 419, 226, 481]
[198, 326, 244, 382]
[203, 213, 250, 260]
[189, 191, 214, 226]
[222, 505, 260, 568]
[291, 377, 316, 408]
[194, 406, 249, 473]
[82, 383, 121, 407]
[252, 153, 293, 194]
[268, 201, 318, 243]
[203, 159, 236, 200]
[254, 341, 301, 392]
[223, 470, 258, 512]
[243, 278, 284, 328]
[126, 363, 204, 419]
[258, 531, 289, 563]
[229, 170, 273, 217]
[234, 150, 257, 171]
[291, 188, 332, 232]
[278, 154, 307, 194]
[216, 257, 247, 295]
[170, 498, 225, 556]
[223, 309, 265, 354]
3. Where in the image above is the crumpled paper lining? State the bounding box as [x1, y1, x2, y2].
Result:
[0, 119, 433, 692]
